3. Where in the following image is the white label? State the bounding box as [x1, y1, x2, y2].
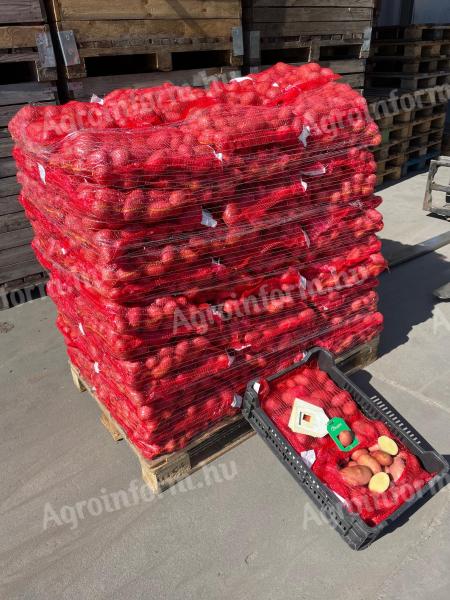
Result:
[230, 76, 253, 83]
[300, 449, 317, 468]
[299, 126, 311, 147]
[201, 209, 218, 228]
[94, 362, 100, 373]
[334, 492, 349, 508]
[288, 399, 329, 437]
[253, 381, 261, 393]
[300, 178, 308, 192]
[38, 163, 46, 184]
[301, 165, 326, 176]
[90, 94, 104, 105]
[231, 394, 243, 408]
[78, 322, 85, 336]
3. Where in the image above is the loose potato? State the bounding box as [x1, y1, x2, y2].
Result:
[356, 453, 382, 474]
[371, 450, 393, 467]
[338, 430, 354, 447]
[369, 443, 379, 452]
[387, 457, 406, 482]
[351, 448, 369, 461]
[347, 461, 358, 467]
[369, 472, 390, 494]
[340, 465, 373, 487]
[378, 436, 399, 456]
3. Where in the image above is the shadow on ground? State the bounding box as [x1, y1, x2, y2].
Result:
[377, 238, 450, 358]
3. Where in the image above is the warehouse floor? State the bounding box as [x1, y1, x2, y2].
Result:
[1, 173, 450, 600]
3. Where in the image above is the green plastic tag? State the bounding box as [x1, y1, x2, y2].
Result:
[327, 417, 359, 452]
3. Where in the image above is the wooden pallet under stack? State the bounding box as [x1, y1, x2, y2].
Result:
[69, 335, 380, 494]
[45, 0, 244, 101]
[0, 1, 57, 292]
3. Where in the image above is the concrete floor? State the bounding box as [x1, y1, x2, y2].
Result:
[1, 173, 450, 600]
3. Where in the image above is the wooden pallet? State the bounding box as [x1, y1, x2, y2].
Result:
[372, 25, 450, 43]
[0, 24, 57, 82]
[48, 2, 243, 81]
[366, 71, 450, 92]
[403, 148, 441, 177]
[373, 139, 408, 162]
[65, 66, 241, 101]
[69, 335, 380, 494]
[242, 0, 374, 66]
[368, 56, 450, 76]
[371, 40, 450, 60]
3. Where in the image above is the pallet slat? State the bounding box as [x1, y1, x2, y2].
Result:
[47, 0, 242, 21]
[0, 0, 45, 25]
[252, 7, 373, 21]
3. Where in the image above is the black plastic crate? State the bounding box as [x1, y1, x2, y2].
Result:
[242, 347, 449, 550]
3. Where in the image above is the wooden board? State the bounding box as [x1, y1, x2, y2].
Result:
[252, 0, 375, 5]
[0, 226, 33, 251]
[0, 0, 45, 24]
[0, 175, 19, 197]
[255, 20, 372, 36]
[47, 0, 241, 20]
[0, 194, 21, 216]
[0, 243, 41, 283]
[69, 336, 379, 494]
[0, 81, 58, 105]
[252, 7, 373, 21]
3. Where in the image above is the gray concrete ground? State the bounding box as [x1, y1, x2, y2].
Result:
[1, 173, 450, 600]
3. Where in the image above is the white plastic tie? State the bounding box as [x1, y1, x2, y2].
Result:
[300, 449, 317, 468]
[303, 230, 311, 248]
[78, 323, 85, 336]
[230, 76, 253, 83]
[38, 163, 46, 184]
[90, 94, 104, 105]
[231, 394, 243, 408]
[201, 209, 218, 228]
[253, 381, 261, 393]
[301, 165, 326, 176]
[94, 362, 100, 373]
[299, 125, 311, 147]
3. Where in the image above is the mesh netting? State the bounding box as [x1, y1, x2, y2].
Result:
[10, 62, 385, 461]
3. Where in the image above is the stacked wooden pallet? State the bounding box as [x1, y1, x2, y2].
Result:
[45, 0, 244, 101]
[366, 89, 448, 186]
[367, 25, 450, 92]
[242, 0, 375, 89]
[0, 1, 58, 293]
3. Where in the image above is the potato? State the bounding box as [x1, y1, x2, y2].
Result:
[378, 436, 399, 456]
[371, 450, 393, 467]
[369, 472, 390, 494]
[340, 465, 373, 487]
[338, 430, 354, 447]
[348, 461, 358, 467]
[356, 453, 382, 474]
[369, 443, 379, 452]
[387, 457, 406, 482]
[351, 448, 369, 461]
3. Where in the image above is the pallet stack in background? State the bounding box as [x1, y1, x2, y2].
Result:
[366, 24, 450, 185]
[242, 0, 375, 90]
[0, 0, 58, 294]
[45, 0, 244, 101]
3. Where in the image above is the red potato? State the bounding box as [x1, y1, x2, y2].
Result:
[351, 448, 369, 461]
[386, 457, 406, 482]
[340, 465, 373, 487]
[371, 450, 393, 467]
[356, 453, 382, 474]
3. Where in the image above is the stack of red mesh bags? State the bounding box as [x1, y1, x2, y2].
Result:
[9, 62, 387, 461]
